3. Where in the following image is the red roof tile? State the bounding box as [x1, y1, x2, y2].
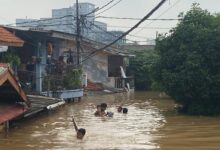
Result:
[0, 104, 27, 124]
[0, 27, 24, 47]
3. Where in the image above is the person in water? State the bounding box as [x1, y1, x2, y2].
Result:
[95, 103, 113, 117]
[117, 106, 128, 114]
[106, 111, 114, 117]
[117, 106, 123, 112]
[101, 103, 114, 117]
[94, 105, 106, 116]
[122, 108, 128, 114]
[72, 117, 86, 139]
[100, 103, 107, 111]
[94, 105, 101, 116]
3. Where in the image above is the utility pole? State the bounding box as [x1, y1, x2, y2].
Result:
[76, 0, 80, 65]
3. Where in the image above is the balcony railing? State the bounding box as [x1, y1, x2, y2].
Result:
[114, 76, 134, 89]
[17, 64, 82, 94]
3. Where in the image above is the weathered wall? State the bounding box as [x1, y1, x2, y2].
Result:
[82, 53, 120, 88]
[82, 52, 108, 84]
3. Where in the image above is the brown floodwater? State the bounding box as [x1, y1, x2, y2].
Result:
[1, 91, 220, 150]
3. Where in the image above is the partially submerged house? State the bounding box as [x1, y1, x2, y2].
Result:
[0, 27, 29, 131]
[0, 63, 29, 131]
[2, 26, 84, 99]
[2, 26, 134, 95]
[81, 39, 135, 90]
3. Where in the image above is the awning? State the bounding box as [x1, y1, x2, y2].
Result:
[0, 27, 24, 47]
[0, 104, 27, 124]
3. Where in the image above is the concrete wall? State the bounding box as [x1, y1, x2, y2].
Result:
[53, 40, 124, 88]
[82, 52, 108, 84]
[82, 52, 126, 88]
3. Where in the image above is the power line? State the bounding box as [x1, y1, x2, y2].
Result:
[83, 0, 116, 16]
[135, 0, 182, 34]
[6, 15, 74, 26]
[107, 25, 173, 29]
[96, 0, 123, 16]
[81, 0, 167, 63]
[81, 19, 141, 43]
[20, 23, 74, 28]
[96, 16, 181, 21]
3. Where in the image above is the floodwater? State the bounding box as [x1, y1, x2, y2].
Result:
[1, 91, 220, 150]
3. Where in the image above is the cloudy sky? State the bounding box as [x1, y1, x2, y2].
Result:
[0, 0, 219, 43]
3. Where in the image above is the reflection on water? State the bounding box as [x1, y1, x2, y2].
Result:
[1, 91, 220, 150]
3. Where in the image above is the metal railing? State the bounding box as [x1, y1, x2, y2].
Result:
[115, 76, 134, 89]
[17, 64, 83, 94]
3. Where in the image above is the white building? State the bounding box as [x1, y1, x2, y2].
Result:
[16, 2, 126, 44]
[16, 18, 38, 27]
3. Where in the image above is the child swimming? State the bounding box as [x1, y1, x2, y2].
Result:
[72, 117, 86, 139]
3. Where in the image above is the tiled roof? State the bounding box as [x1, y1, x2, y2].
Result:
[0, 27, 24, 47]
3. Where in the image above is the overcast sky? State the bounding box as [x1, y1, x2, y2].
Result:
[0, 0, 219, 43]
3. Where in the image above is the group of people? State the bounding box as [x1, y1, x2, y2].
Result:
[72, 103, 128, 139]
[94, 103, 128, 117]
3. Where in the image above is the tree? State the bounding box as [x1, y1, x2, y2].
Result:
[128, 49, 159, 90]
[154, 4, 220, 115]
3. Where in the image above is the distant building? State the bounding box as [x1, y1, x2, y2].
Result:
[105, 31, 126, 45]
[89, 21, 107, 43]
[16, 18, 38, 27]
[16, 2, 126, 44]
[120, 44, 155, 54]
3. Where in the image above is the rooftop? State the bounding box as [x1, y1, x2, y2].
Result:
[0, 26, 24, 47]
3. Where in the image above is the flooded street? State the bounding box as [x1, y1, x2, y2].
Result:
[1, 91, 220, 150]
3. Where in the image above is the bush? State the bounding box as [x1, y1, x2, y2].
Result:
[127, 49, 160, 90]
[154, 4, 220, 115]
[63, 68, 83, 90]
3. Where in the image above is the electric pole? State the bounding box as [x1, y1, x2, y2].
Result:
[76, 0, 80, 65]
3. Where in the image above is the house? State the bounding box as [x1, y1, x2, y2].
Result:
[1, 26, 83, 100]
[81, 39, 135, 90]
[0, 27, 29, 131]
[0, 63, 29, 131]
[2, 26, 134, 95]
[0, 26, 24, 47]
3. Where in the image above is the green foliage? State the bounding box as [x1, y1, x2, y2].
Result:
[63, 68, 83, 90]
[128, 49, 160, 90]
[154, 4, 220, 115]
[1, 52, 21, 66]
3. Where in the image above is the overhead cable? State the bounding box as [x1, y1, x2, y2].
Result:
[83, 0, 116, 16]
[96, 0, 123, 16]
[81, 0, 167, 63]
[96, 16, 181, 21]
